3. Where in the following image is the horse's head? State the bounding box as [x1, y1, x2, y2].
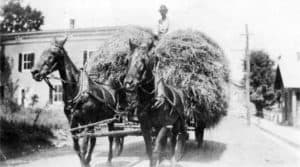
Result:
[124, 39, 157, 91]
[31, 37, 68, 81]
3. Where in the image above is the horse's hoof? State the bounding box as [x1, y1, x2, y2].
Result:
[80, 161, 90, 167]
[107, 158, 112, 164]
[113, 139, 124, 156]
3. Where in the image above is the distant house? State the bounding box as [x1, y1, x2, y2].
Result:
[0, 26, 120, 109]
[274, 55, 300, 127]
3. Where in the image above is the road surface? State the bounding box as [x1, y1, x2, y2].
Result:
[2, 115, 300, 167]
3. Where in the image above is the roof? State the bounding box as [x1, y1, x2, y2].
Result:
[0, 26, 124, 45]
[275, 55, 300, 89]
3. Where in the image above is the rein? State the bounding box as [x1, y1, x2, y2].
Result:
[137, 74, 156, 95]
[46, 75, 77, 84]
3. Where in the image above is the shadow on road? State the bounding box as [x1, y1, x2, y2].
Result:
[95, 140, 147, 157]
[94, 139, 226, 167]
[182, 140, 226, 162]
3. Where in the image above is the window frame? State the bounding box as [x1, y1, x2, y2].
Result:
[52, 84, 63, 103]
[83, 49, 95, 65]
[22, 52, 35, 71]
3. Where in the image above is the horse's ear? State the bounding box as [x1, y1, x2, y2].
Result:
[152, 56, 159, 69]
[148, 40, 154, 51]
[61, 36, 68, 46]
[129, 39, 137, 51]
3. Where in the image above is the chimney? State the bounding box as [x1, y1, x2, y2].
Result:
[69, 19, 75, 29]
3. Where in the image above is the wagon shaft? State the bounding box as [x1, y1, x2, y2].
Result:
[70, 117, 117, 132]
[114, 123, 140, 129]
[75, 129, 142, 138]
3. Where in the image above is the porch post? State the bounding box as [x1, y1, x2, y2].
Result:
[291, 89, 297, 126]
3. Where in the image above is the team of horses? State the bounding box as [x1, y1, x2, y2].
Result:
[31, 37, 206, 167]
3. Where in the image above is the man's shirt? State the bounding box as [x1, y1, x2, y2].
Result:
[158, 17, 169, 35]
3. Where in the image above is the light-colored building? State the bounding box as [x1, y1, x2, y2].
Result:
[0, 26, 119, 109]
[274, 54, 300, 127]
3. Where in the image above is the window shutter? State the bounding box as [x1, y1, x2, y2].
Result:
[0, 86, 4, 100]
[18, 53, 22, 72]
[83, 50, 87, 65]
[30, 53, 35, 69]
[49, 87, 53, 104]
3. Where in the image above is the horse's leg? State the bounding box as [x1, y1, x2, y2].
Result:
[107, 123, 114, 163]
[170, 124, 178, 158]
[72, 135, 88, 167]
[70, 116, 86, 167]
[174, 119, 187, 161]
[195, 123, 205, 147]
[118, 137, 124, 156]
[153, 127, 168, 167]
[170, 128, 178, 167]
[139, 118, 153, 167]
[112, 119, 124, 157]
[85, 136, 96, 165]
[81, 132, 89, 161]
[114, 136, 124, 156]
[159, 132, 168, 163]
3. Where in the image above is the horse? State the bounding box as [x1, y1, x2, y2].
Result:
[31, 37, 124, 167]
[123, 39, 187, 167]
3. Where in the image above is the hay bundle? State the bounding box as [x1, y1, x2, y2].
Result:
[86, 26, 154, 81]
[155, 30, 230, 128]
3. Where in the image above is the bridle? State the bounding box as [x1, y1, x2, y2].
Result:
[41, 48, 77, 90]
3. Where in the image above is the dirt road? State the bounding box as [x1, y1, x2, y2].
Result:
[2, 114, 300, 167]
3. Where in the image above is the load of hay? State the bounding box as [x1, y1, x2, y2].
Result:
[86, 26, 229, 128]
[154, 30, 230, 128]
[85, 26, 154, 81]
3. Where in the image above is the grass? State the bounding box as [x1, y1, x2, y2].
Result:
[0, 105, 69, 160]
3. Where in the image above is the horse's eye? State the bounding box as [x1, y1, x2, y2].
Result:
[125, 59, 129, 66]
[48, 56, 55, 62]
[135, 62, 144, 72]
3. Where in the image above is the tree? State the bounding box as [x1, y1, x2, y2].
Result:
[0, 0, 44, 33]
[249, 50, 276, 117]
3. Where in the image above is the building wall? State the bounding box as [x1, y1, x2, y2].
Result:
[1, 28, 117, 109]
[282, 89, 300, 127]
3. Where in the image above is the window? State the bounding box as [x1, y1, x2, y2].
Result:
[23, 53, 35, 70]
[83, 50, 95, 65]
[53, 84, 63, 102]
[18, 52, 35, 72]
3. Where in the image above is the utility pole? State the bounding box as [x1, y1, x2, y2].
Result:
[244, 24, 251, 126]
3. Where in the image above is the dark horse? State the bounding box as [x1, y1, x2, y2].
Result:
[31, 37, 124, 167]
[123, 40, 187, 167]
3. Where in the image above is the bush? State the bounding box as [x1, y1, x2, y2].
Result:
[0, 115, 54, 160]
[0, 107, 68, 160]
[249, 50, 275, 117]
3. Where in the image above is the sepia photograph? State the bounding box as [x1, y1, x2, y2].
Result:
[0, 0, 299, 167]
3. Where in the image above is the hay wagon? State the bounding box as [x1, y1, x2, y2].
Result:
[74, 26, 229, 150]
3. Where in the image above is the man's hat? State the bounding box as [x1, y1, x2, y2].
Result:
[159, 4, 168, 13]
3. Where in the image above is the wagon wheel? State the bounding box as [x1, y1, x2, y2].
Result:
[113, 136, 124, 156]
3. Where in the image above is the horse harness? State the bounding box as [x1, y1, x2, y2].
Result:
[154, 78, 185, 121]
[46, 69, 120, 115]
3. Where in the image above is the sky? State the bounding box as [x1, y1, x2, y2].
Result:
[2, 0, 300, 81]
